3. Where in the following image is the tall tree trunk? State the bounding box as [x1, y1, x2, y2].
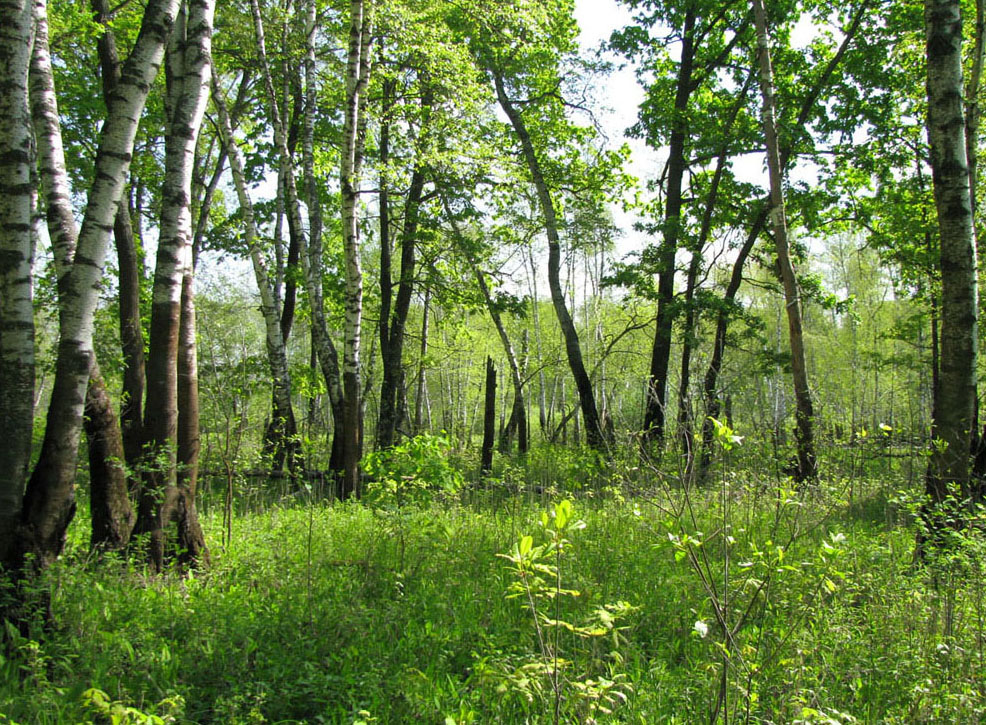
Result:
[212, 71, 300, 499]
[676, 77, 751, 474]
[299, 0, 346, 480]
[12, 0, 182, 577]
[92, 0, 146, 478]
[698, 3, 867, 478]
[340, 0, 373, 497]
[30, 1, 134, 551]
[136, 0, 213, 570]
[752, 0, 817, 482]
[494, 71, 607, 451]
[378, 162, 427, 449]
[924, 0, 979, 510]
[644, 7, 696, 446]
[0, 0, 37, 569]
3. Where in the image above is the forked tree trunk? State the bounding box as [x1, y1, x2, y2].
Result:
[85, 365, 135, 550]
[136, 0, 213, 570]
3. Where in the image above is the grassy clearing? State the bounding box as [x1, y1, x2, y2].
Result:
[1, 459, 984, 723]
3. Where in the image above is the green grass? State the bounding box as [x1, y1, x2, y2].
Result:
[1, 465, 984, 723]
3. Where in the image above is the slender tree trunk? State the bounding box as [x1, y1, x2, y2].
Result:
[212, 71, 300, 497]
[752, 0, 817, 482]
[481, 357, 496, 474]
[340, 0, 373, 497]
[378, 162, 427, 449]
[136, 0, 213, 570]
[300, 0, 345, 482]
[447, 210, 528, 455]
[0, 0, 37, 569]
[414, 288, 430, 433]
[676, 79, 750, 475]
[30, 1, 134, 551]
[494, 71, 606, 451]
[696, 4, 866, 479]
[644, 8, 696, 445]
[92, 0, 146, 478]
[924, 0, 979, 511]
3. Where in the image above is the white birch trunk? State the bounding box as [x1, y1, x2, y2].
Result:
[17, 0, 181, 571]
[925, 0, 979, 501]
[137, 0, 213, 569]
[212, 70, 298, 479]
[339, 0, 372, 496]
[0, 0, 36, 565]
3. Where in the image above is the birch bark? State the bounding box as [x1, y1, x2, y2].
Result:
[136, 0, 214, 569]
[0, 0, 36, 567]
[924, 0, 979, 506]
[13, 0, 182, 574]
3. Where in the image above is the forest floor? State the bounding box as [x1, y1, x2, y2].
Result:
[1, 448, 985, 723]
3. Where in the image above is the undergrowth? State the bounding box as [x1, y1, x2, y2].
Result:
[1, 448, 984, 723]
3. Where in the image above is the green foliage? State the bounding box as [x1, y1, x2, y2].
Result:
[363, 434, 465, 507]
[80, 688, 184, 725]
[488, 500, 636, 723]
[2, 470, 985, 723]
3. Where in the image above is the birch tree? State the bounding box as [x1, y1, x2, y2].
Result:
[0, 0, 37, 569]
[924, 0, 979, 513]
[340, 0, 373, 496]
[3, 0, 182, 579]
[135, 0, 214, 570]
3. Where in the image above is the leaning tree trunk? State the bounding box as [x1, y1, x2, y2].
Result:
[494, 71, 607, 451]
[213, 68, 299, 486]
[924, 0, 979, 514]
[30, 0, 134, 551]
[136, 0, 213, 571]
[92, 0, 146, 479]
[752, 0, 817, 483]
[698, 4, 867, 479]
[447, 208, 528, 455]
[0, 0, 37, 570]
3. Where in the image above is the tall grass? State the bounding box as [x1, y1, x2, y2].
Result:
[1, 447, 983, 723]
